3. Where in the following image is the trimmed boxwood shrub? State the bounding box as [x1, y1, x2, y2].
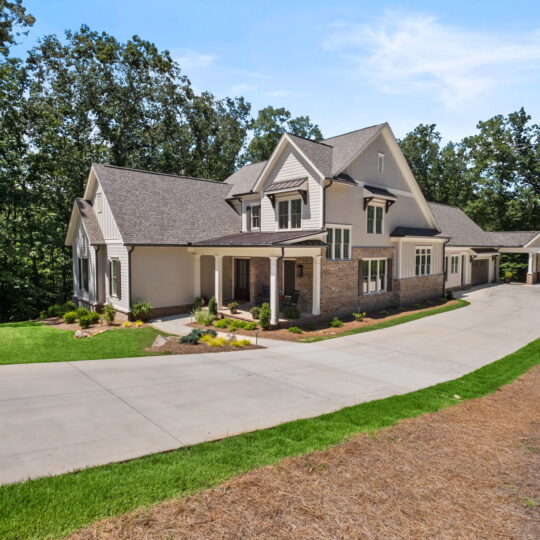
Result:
[259, 302, 271, 330]
[78, 315, 92, 329]
[87, 311, 101, 325]
[288, 326, 302, 334]
[62, 311, 77, 324]
[75, 307, 90, 319]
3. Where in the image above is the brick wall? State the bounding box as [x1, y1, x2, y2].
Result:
[395, 274, 445, 305]
[320, 247, 397, 316]
[249, 257, 270, 303]
[293, 256, 313, 313]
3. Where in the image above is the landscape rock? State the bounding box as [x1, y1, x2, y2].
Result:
[74, 330, 91, 339]
[152, 335, 169, 348]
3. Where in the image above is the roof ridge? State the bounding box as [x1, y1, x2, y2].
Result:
[322, 123, 385, 142]
[285, 132, 333, 148]
[92, 163, 224, 185]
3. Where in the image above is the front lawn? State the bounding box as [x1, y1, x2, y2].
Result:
[1, 337, 538, 540]
[0, 321, 171, 365]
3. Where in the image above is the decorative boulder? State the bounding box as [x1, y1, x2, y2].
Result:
[152, 335, 169, 348]
[74, 330, 91, 339]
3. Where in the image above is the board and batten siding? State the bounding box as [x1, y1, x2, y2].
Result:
[72, 221, 97, 304]
[104, 243, 130, 312]
[398, 240, 444, 278]
[260, 145, 323, 231]
[91, 181, 122, 241]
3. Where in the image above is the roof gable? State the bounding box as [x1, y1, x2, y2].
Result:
[225, 160, 267, 196]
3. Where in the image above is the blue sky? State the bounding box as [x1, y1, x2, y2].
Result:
[14, 0, 540, 141]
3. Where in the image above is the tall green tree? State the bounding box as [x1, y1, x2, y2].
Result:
[0, 0, 34, 55]
[242, 106, 322, 163]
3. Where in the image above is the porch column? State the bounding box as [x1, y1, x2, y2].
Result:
[269, 256, 279, 326]
[193, 254, 201, 298]
[526, 252, 534, 285]
[214, 254, 223, 308]
[312, 254, 321, 315]
[493, 255, 500, 283]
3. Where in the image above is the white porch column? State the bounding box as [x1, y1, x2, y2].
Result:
[527, 251, 534, 275]
[312, 254, 321, 315]
[494, 255, 500, 283]
[269, 256, 279, 326]
[193, 254, 201, 298]
[214, 254, 223, 308]
[488, 257, 494, 284]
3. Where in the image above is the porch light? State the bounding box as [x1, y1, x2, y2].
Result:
[297, 264, 304, 277]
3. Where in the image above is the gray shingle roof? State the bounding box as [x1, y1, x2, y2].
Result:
[75, 198, 105, 245]
[225, 161, 267, 196]
[323, 123, 386, 175]
[487, 231, 540, 247]
[286, 133, 333, 177]
[194, 229, 324, 246]
[92, 164, 240, 245]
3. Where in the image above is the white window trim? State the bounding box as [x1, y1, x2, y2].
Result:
[110, 258, 120, 298]
[326, 224, 352, 261]
[415, 246, 433, 277]
[362, 257, 388, 295]
[277, 196, 302, 230]
[250, 204, 261, 230]
[378, 152, 384, 174]
[95, 192, 102, 214]
[367, 202, 385, 235]
[450, 254, 459, 274]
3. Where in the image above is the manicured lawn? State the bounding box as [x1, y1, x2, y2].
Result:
[1, 337, 538, 540]
[302, 299, 470, 342]
[0, 321, 170, 365]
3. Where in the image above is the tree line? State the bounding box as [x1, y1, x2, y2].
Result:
[0, 2, 538, 321]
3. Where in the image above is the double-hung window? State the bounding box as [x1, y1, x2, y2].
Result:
[415, 247, 432, 276]
[362, 259, 387, 294]
[251, 204, 260, 229]
[110, 259, 121, 298]
[450, 255, 459, 274]
[367, 203, 384, 234]
[326, 226, 351, 260]
[277, 199, 302, 230]
[78, 257, 89, 292]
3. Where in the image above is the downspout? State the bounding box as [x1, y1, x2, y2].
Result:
[128, 245, 135, 316]
[322, 178, 333, 228]
[93, 245, 100, 308]
[442, 238, 449, 297]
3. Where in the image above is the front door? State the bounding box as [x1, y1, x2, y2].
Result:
[234, 259, 250, 301]
[283, 260, 296, 296]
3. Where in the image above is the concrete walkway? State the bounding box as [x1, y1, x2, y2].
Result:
[0, 284, 538, 485]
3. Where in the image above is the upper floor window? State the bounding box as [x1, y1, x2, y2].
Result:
[415, 247, 432, 276]
[278, 199, 301, 230]
[378, 152, 384, 173]
[367, 203, 384, 234]
[251, 204, 260, 229]
[78, 257, 89, 292]
[326, 226, 351, 260]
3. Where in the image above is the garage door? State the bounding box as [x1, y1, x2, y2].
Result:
[471, 259, 489, 286]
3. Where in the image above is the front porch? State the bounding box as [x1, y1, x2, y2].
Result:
[188, 245, 324, 325]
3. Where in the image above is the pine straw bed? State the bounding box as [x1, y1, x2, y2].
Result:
[70, 366, 540, 539]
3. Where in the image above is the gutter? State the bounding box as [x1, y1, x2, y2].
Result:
[442, 238, 450, 296]
[94, 245, 100, 305]
[127, 245, 135, 314]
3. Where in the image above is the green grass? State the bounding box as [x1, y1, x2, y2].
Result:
[0, 321, 170, 364]
[1, 337, 538, 540]
[302, 299, 470, 342]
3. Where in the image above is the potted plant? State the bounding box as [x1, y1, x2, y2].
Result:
[228, 301, 239, 314]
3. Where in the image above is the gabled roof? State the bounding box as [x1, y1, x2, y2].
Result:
[194, 229, 325, 247]
[322, 123, 386, 175]
[487, 231, 540, 248]
[286, 133, 333, 177]
[91, 164, 240, 245]
[65, 198, 105, 246]
[226, 160, 267, 197]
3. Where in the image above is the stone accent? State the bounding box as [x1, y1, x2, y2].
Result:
[395, 274, 445, 306]
[320, 247, 397, 317]
[526, 273, 536, 285]
[146, 304, 192, 320]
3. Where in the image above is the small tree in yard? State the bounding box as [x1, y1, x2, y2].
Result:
[101, 303, 116, 325]
[259, 302, 272, 330]
[208, 296, 218, 317]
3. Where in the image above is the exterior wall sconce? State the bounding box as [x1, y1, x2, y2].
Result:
[296, 264, 304, 277]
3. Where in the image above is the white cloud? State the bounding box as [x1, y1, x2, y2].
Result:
[229, 83, 259, 95]
[324, 12, 540, 108]
[175, 49, 218, 69]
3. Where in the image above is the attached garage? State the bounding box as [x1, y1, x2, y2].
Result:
[471, 259, 489, 286]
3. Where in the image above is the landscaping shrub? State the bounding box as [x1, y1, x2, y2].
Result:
[39, 311, 47, 319]
[134, 320, 144, 327]
[180, 328, 217, 344]
[379, 310, 390, 316]
[353, 312, 366, 321]
[250, 306, 260, 319]
[304, 323, 316, 331]
[63, 301, 76, 313]
[231, 338, 251, 347]
[192, 297, 204, 311]
[199, 334, 227, 347]
[132, 300, 153, 320]
[75, 307, 90, 319]
[446, 290, 455, 301]
[259, 302, 271, 330]
[329, 316, 344, 328]
[283, 305, 300, 319]
[46, 304, 65, 317]
[101, 303, 116, 325]
[229, 320, 247, 330]
[87, 312, 101, 325]
[78, 315, 92, 329]
[122, 321, 132, 328]
[288, 326, 302, 334]
[62, 311, 77, 324]
[208, 296, 218, 317]
[214, 319, 229, 329]
[193, 309, 215, 326]
[244, 322, 257, 331]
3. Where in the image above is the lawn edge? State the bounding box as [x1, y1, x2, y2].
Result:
[300, 299, 470, 342]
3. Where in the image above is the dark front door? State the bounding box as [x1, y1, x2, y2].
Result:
[472, 259, 489, 286]
[283, 260, 296, 296]
[234, 259, 250, 301]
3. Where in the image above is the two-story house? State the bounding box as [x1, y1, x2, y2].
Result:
[65, 122, 540, 323]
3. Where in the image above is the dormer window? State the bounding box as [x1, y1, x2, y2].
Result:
[251, 204, 260, 229]
[278, 199, 301, 230]
[367, 203, 384, 234]
[95, 193, 102, 213]
[378, 152, 384, 173]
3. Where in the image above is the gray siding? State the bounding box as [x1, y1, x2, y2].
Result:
[72, 221, 98, 304]
[104, 243, 130, 312]
[91, 181, 122, 241]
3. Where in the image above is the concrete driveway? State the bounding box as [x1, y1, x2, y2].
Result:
[1, 284, 538, 485]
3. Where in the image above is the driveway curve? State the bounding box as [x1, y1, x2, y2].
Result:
[0, 284, 538, 485]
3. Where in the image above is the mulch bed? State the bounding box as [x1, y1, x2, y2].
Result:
[191, 299, 458, 341]
[42, 317, 147, 336]
[145, 340, 263, 355]
[70, 365, 540, 539]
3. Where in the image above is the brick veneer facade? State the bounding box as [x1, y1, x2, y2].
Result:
[249, 257, 270, 303]
[395, 274, 445, 305]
